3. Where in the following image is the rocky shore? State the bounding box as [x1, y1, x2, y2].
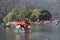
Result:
[31, 20, 51, 25]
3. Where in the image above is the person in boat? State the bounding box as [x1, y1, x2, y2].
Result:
[5, 22, 11, 28]
[25, 18, 32, 33]
[55, 19, 59, 25]
[26, 24, 31, 33]
[55, 21, 59, 25]
[3, 22, 9, 28]
[15, 24, 21, 30]
[14, 24, 21, 34]
[20, 22, 31, 33]
[14, 24, 25, 34]
[20, 22, 25, 33]
[20, 25, 25, 33]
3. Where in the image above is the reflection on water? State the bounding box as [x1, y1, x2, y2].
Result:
[0, 23, 60, 40]
[25, 33, 30, 40]
[6, 27, 31, 40]
[14, 33, 30, 40]
[6, 27, 10, 35]
[15, 34, 21, 40]
[56, 26, 58, 32]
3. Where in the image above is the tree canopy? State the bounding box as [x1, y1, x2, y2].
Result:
[3, 8, 52, 22]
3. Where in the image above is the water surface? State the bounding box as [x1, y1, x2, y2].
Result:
[0, 23, 60, 40]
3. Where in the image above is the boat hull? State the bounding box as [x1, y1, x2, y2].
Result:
[14, 29, 25, 34]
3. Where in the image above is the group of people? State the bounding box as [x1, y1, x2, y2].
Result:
[14, 22, 31, 34]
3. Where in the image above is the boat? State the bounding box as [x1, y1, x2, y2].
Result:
[14, 28, 25, 34]
[13, 19, 32, 34]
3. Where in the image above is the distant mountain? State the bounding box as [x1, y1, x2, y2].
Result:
[0, 0, 60, 22]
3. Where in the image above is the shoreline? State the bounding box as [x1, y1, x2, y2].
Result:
[31, 20, 51, 25]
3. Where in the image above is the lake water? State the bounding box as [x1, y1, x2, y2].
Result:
[0, 23, 60, 40]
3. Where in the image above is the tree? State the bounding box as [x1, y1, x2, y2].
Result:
[3, 9, 17, 22]
[30, 9, 52, 21]
[38, 10, 52, 20]
[3, 8, 52, 22]
[30, 15, 37, 21]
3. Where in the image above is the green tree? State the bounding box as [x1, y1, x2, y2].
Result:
[3, 8, 51, 22]
[3, 9, 17, 22]
[16, 7, 28, 20]
[30, 15, 37, 21]
[38, 10, 52, 20]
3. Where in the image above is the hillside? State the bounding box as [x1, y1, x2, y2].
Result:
[0, 0, 60, 22]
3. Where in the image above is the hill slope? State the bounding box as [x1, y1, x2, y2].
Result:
[0, 0, 60, 22]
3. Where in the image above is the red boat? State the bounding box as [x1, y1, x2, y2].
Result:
[14, 20, 32, 34]
[14, 20, 31, 25]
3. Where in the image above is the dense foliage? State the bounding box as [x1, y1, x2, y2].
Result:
[3, 8, 52, 22]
